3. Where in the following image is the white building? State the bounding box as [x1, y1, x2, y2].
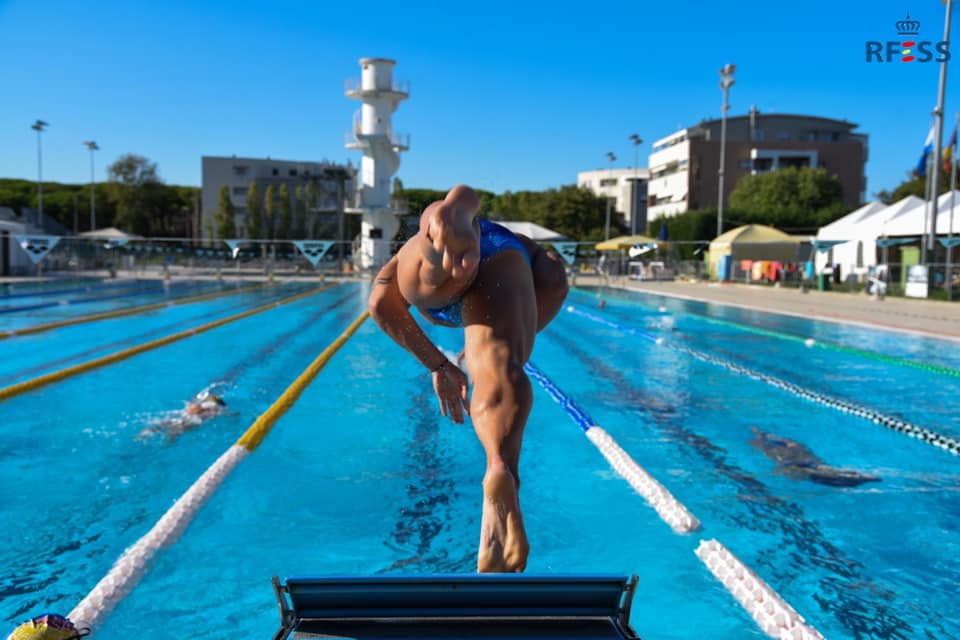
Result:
[576, 168, 650, 234]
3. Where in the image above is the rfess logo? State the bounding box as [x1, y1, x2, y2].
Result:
[866, 13, 950, 62]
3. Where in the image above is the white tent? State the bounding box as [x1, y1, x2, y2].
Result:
[495, 221, 567, 242]
[78, 227, 144, 240]
[882, 190, 960, 238]
[815, 196, 925, 272]
[817, 201, 886, 241]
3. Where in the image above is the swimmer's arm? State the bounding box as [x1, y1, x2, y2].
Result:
[369, 256, 448, 372]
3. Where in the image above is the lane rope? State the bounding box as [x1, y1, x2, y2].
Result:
[567, 305, 960, 457]
[1, 283, 265, 340]
[0, 285, 336, 402]
[694, 312, 960, 379]
[524, 361, 700, 534]
[696, 539, 825, 640]
[0, 280, 207, 315]
[68, 311, 369, 633]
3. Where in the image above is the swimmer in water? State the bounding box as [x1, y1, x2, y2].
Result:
[749, 428, 880, 487]
[138, 391, 228, 442]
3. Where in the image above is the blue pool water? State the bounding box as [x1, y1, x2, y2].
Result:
[1, 281, 958, 639]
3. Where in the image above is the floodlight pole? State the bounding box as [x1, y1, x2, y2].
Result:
[925, 0, 952, 268]
[83, 141, 99, 231]
[605, 151, 617, 241]
[31, 120, 49, 228]
[717, 64, 735, 237]
[629, 133, 642, 235]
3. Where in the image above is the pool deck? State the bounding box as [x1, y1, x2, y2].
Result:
[580, 276, 960, 342]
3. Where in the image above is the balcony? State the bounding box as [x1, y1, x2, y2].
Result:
[344, 78, 410, 100]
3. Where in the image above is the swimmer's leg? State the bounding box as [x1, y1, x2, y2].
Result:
[462, 251, 535, 573]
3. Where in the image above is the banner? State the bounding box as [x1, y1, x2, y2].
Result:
[224, 239, 243, 259]
[551, 242, 578, 265]
[293, 240, 334, 267]
[14, 235, 61, 264]
[905, 265, 929, 298]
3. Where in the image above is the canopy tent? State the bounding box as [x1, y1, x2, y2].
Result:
[708, 225, 801, 277]
[813, 195, 925, 272]
[816, 201, 886, 241]
[495, 221, 567, 242]
[882, 190, 960, 237]
[78, 227, 144, 240]
[594, 234, 659, 251]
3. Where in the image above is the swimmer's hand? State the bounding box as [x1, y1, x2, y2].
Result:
[432, 361, 470, 424]
[421, 185, 481, 283]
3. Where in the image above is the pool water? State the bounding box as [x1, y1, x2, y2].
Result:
[1, 281, 957, 639]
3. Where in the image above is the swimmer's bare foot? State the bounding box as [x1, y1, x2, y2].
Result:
[477, 461, 529, 573]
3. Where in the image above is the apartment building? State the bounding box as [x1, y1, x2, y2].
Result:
[576, 167, 650, 234]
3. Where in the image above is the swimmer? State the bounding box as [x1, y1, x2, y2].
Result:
[749, 428, 880, 487]
[137, 391, 228, 442]
[369, 185, 569, 573]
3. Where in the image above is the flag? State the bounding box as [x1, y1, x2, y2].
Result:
[944, 123, 958, 173]
[917, 126, 935, 176]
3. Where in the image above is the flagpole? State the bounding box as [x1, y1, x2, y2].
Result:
[948, 111, 958, 301]
[926, 0, 953, 268]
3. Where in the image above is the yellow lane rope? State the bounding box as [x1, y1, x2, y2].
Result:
[0, 282, 265, 340]
[0, 285, 336, 402]
[68, 310, 370, 633]
[237, 310, 369, 451]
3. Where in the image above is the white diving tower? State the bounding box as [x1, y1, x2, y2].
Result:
[345, 57, 410, 269]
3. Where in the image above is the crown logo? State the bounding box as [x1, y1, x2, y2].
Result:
[896, 13, 920, 36]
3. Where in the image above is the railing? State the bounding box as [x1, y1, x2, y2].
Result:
[343, 78, 410, 95]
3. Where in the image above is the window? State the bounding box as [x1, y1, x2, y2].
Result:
[232, 186, 247, 196]
[776, 132, 791, 141]
[272, 168, 279, 176]
[599, 178, 618, 187]
[739, 160, 751, 169]
[779, 156, 810, 169]
[753, 158, 774, 172]
[289, 169, 298, 176]
[232, 165, 248, 176]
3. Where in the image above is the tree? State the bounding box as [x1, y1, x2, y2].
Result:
[107, 153, 165, 235]
[728, 166, 846, 231]
[278, 184, 292, 240]
[215, 184, 236, 240]
[264, 184, 277, 239]
[294, 185, 308, 238]
[875, 164, 953, 204]
[246, 182, 262, 239]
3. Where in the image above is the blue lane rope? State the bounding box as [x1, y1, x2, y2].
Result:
[566, 305, 960, 457]
[0, 279, 146, 300]
[523, 361, 594, 432]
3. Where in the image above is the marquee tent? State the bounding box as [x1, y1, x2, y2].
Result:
[813, 195, 925, 271]
[708, 225, 802, 278]
[495, 221, 567, 242]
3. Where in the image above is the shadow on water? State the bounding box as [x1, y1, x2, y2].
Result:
[553, 332, 953, 640]
[379, 386, 473, 574]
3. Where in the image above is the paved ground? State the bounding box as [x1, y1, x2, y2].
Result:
[577, 275, 960, 341]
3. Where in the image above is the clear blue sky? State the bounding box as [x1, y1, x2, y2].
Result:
[1, 0, 957, 201]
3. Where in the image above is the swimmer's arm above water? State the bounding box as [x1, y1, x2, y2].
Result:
[369, 256, 448, 372]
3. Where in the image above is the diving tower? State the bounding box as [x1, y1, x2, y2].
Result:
[344, 57, 410, 269]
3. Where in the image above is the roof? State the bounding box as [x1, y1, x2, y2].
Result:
[595, 234, 659, 251]
[712, 224, 797, 245]
[495, 221, 567, 242]
[78, 227, 144, 240]
[816, 201, 887, 241]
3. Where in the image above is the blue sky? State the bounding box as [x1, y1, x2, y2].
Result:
[0, 0, 957, 201]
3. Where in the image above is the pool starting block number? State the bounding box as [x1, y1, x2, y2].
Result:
[272, 574, 641, 640]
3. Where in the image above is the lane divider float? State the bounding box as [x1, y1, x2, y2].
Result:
[67, 311, 369, 634]
[1, 283, 265, 340]
[696, 539, 825, 640]
[0, 280, 208, 315]
[567, 305, 960, 457]
[695, 313, 960, 379]
[523, 361, 700, 534]
[0, 285, 336, 402]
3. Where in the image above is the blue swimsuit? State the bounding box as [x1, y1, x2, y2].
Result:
[424, 219, 532, 327]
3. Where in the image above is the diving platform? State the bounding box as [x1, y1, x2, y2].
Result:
[272, 574, 641, 640]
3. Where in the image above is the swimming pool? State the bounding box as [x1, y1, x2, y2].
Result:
[1, 281, 957, 639]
